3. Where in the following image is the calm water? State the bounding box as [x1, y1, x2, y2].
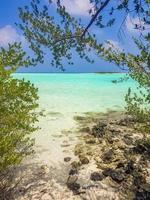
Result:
[14, 73, 136, 113]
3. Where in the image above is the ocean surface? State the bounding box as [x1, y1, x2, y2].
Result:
[14, 73, 136, 113]
[13, 73, 136, 165]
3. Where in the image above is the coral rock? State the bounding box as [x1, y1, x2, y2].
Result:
[90, 172, 104, 181]
[64, 157, 71, 162]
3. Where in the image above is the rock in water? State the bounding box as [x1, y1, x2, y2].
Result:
[67, 169, 80, 194]
[85, 138, 96, 144]
[124, 160, 134, 174]
[102, 168, 113, 177]
[134, 189, 150, 200]
[102, 168, 125, 183]
[90, 172, 104, 181]
[71, 161, 81, 169]
[133, 143, 147, 154]
[64, 157, 71, 162]
[91, 122, 107, 137]
[79, 156, 89, 165]
[69, 168, 78, 175]
[110, 170, 125, 183]
[67, 183, 80, 194]
[67, 174, 78, 185]
[101, 149, 113, 162]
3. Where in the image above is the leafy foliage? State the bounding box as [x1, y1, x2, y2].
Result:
[100, 36, 150, 133]
[0, 43, 39, 173]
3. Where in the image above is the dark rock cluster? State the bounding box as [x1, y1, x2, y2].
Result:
[91, 122, 107, 138]
[101, 149, 114, 163]
[67, 114, 150, 199]
[90, 172, 104, 181]
[102, 168, 125, 183]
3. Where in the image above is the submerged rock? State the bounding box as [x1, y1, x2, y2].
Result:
[117, 162, 125, 169]
[61, 144, 70, 147]
[79, 156, 89, 165]
[124, 160, 135, 174]
[67, 175, 78, 185]
[102, 168, 125, 183]
[67, 168, 80, 194]
[91, 122, 107, 138]
[133, 145, 146, 154]
[105, 134, 114, 144]
[74, 144, 83, 156]
[90, 172, 104, 181]
[40, 165, 50, 174]
[107, 125, 122, 134]
[64, 157, 71, 162]
[85, 138, 96, 144]
[134, 189, 150, 200]
[69, 168, 78, 176]
[132, 171, 146, 187]
[123, 136, 133, 145]
[67, 182, 80, 194]
[101, 149, 114, 162]
[110, 170, 125, 183]
[133, 142, 149, 154]
[102, 168, 113, 177]
[79, 127, 90, 133]
[74, 116, 85, 121]
[117, 116, 134, 126]
[71, 161, 81, 169]
[141, 183, 150, 193]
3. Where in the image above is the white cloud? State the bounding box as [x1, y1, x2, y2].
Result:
[0, 25, 25, 46]
[104, 40, 122, 51]
[126, 15, 150, 33]
[53, 0, 92, 16]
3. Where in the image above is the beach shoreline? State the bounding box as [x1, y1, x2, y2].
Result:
[11, 110, 150, 200]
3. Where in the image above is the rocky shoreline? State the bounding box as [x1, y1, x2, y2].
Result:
[3, 111, 150, 200]
[65, 111, 150, 199]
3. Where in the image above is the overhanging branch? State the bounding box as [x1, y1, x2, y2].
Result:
[81, 0, 111, 38]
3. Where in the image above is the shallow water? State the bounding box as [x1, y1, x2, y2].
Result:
[13, 73, 136, 166]
[14, 73, 136, 113]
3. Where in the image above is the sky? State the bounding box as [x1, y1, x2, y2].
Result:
[0, 0, 140, 73]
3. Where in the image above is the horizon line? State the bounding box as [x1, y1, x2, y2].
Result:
[15, 71, 127, 74]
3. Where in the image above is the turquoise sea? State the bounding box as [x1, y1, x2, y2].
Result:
[13, 73, 136, 165]
[14, 73, 136, 113]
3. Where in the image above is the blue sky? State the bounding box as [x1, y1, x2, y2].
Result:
[0, 0, 139, 73]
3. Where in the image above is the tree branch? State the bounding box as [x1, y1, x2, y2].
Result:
[81, 0, 111, 38]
